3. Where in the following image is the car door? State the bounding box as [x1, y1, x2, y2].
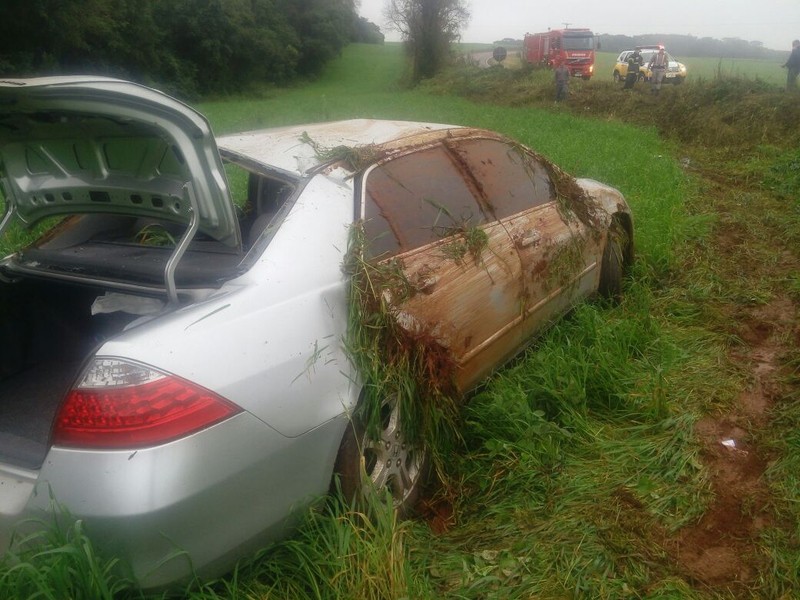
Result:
[445, 138, 602, 346]
[360, 143, 524, 391]
[618, 51, 630, 77]
[640, 51, 655, 79]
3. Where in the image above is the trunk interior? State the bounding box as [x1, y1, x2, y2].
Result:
[0, 277, 140, 469]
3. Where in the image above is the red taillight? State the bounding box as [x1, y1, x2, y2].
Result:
[53, 359, 242, 449]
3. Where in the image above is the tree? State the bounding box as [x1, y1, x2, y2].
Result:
[385, 0, 470, 82]
[0, 0, 162, 78]
[354, 17, 385, 44]
[0, 0, 359, 96]
[153, 0, 302, 95]
[278, 0, 358, 77]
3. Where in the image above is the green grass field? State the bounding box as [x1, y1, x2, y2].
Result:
[1, 42, 799, 599]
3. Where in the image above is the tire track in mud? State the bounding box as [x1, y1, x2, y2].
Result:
[670, 299, 798, 593]
[668, 171, 800, 594]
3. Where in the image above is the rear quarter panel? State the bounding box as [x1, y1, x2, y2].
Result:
[98, 173, 359, 438]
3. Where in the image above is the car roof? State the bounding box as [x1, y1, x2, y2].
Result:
[217, 119, 468, 177]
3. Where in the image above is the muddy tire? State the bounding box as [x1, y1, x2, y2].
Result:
[334, 395, 427, 516]
[599, 222, 625, 300]
[613, 71, 621, 83]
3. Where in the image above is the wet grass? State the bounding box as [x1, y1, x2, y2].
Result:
[185, 489, 419, 600]
[343, 222, 461, 471]
[1, 43, 799, 598]
[0, 516, 138, 600]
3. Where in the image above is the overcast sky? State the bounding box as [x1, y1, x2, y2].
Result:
[358, 0, 800, 52]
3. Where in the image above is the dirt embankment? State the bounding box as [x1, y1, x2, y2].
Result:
[431, 68, 800, 595]
[628, 83, 799, 595]
[506, 73, 800, 595]
[630, 83, 799, 594]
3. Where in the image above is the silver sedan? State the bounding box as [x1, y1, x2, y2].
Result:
[0, 77, 633, 588]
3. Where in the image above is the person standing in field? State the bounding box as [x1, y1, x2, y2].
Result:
[783, 39, 800, 91]
[554, 61, 570, 102]
[648, 47, 669, 95]
[624, 49, 643, 89]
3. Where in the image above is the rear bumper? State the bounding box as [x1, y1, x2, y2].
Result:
[0, 411, 347, 588]
[0, 463, 39, 550]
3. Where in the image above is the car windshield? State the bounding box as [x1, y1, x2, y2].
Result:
[563, 35, 594, 51]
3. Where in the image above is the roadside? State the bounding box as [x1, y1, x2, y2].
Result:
[572, 84, 800, 597]
[666, 165, 799, 592]
[565, 83, 799, 597]
[1, 45, 796, 598]
[424, 66, 800, 596]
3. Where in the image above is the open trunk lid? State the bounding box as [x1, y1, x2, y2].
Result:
[0, 76, 240, 249]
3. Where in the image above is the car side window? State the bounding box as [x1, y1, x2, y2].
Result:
[447, 138, 555, 219]
[223, 160, 296, 248]
[364, 145, 489, 258]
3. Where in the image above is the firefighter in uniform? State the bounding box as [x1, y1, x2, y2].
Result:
[624, 49, 643, 89]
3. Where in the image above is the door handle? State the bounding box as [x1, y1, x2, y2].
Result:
[514, 229, 542, 249]
[413, 274, 438, 294]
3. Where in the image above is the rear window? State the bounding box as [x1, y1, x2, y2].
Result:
[215, 159, 296, 249]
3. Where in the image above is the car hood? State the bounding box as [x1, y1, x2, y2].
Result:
[0, 76, 239, 247]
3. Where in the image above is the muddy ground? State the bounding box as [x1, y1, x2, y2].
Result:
[666, 172, 799, 595]
[551, 81, 800, 595]
[431, 73, 800, 595]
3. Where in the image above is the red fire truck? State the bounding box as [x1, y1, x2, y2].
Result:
[522, 28, 596, 79]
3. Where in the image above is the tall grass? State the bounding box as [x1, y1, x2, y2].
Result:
[410, 276, 726, 597]
[187, 491, 418, 600]
[0, 517, 139, 600]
